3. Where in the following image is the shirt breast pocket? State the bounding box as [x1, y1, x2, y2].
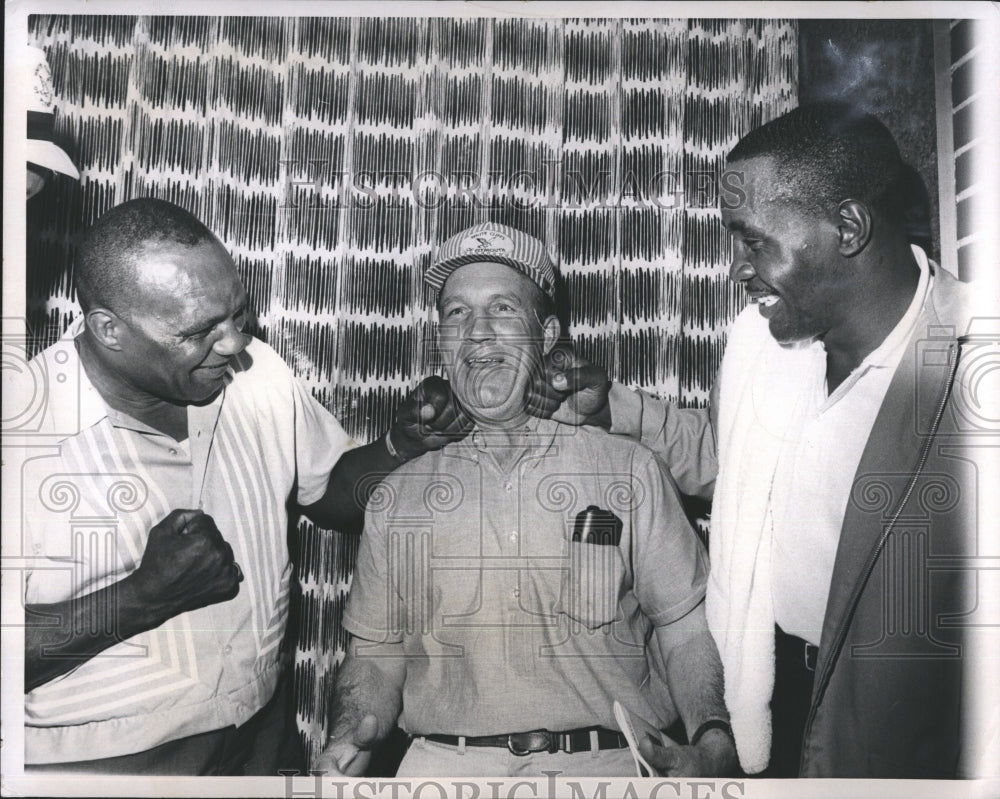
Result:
[557, 541, 628, 629]
[432, 566, 484, 629]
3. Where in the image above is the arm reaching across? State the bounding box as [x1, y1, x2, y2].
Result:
[312, 639, 407, 776]
[301, 375, 473, 531]
[528, 341, 718, 498]
[25, 509, 242, 692]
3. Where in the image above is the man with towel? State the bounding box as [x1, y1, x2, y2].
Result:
[534, 103, 988, 778]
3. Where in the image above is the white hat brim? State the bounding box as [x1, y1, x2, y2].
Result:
[27, 139, 80, 179]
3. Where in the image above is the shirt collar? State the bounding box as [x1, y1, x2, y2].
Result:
[60, 317, 112, 430]
[859, 243, 933, 370]
[458, 415, 561, 462]
[817, 244, 934, 409]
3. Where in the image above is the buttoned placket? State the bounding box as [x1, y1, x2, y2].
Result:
[188, 383, 227, 510]
[185, 386, 245, 692]
[471, 434, 523, 610]
[470, 426, 558, 617]
[103, 402, 245, 708]
[770, 256, 931, 644]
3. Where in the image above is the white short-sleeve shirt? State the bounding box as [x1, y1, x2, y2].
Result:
[21, 325, 354, 763]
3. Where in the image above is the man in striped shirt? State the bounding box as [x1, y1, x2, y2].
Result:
[19, 198, 467, 775]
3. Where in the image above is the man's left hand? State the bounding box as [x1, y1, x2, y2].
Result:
[389, 375, 473, 460]
[638, 728, 739, 777]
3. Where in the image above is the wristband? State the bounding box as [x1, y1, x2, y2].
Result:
[384, 430, 406, 463]
[689, 719, 734, 748]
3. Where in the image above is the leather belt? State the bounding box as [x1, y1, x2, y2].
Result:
[424, 727, 629, 756]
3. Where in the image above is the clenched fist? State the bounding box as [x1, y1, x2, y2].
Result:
[526, 339, 612, 427]
[388, 375, 473, 460]
[129, 509, 243, 623]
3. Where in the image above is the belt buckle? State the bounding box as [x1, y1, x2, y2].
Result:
[506, 731, 554, 756]
[804, 642, 818, 672]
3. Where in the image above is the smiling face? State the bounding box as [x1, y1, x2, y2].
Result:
[108, 239, 251, 404]
[721, 156, 853, 345]
[437, 262, 559, 429]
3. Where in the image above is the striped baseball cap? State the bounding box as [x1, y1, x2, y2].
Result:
[425, 222, 557, 301]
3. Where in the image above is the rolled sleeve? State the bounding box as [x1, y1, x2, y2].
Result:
[630, 448, 708, 627]
[608, 382, 649, 438]
[609, 383, 717, 498]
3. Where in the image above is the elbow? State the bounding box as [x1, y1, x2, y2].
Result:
[299, 502, 364, 536]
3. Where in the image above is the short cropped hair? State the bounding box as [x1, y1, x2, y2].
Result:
[74, 198, 217, 313]
[727, 102, 906, 224]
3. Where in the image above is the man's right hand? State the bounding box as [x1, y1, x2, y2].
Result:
[389, 375, 473, 461]
[527, 340, 613, 428]
[25, 508, 243, 692]
[313, 713, 381, 776]
[129, 509, 242, 621]
[638, 728, 738, 777]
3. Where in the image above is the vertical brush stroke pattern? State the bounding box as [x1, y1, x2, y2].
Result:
[27, 15, 797, 762]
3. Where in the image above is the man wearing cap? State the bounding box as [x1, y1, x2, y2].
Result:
[314, 222, 737, 778]
[26, 45, 79, 198]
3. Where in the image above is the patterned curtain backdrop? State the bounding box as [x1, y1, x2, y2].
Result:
[26, 15, 797, 761]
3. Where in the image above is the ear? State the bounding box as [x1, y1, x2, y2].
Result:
[541, 315, 561, 355]
[85, 308, 126, 352]
[836, 200, 872, 257]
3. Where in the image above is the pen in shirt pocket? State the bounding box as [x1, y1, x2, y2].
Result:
[572, 505, 623, 546]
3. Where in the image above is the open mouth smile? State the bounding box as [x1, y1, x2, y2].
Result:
[750, 294, 779, 307]
[197, 361, 232, 375]
[746, 286, 779, 308]
[465, 354, 507, 367]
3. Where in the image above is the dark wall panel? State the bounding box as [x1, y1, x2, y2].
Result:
[798, 20, 939, 262]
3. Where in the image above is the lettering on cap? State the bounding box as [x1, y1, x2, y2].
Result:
[458, 231, 515, 258]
